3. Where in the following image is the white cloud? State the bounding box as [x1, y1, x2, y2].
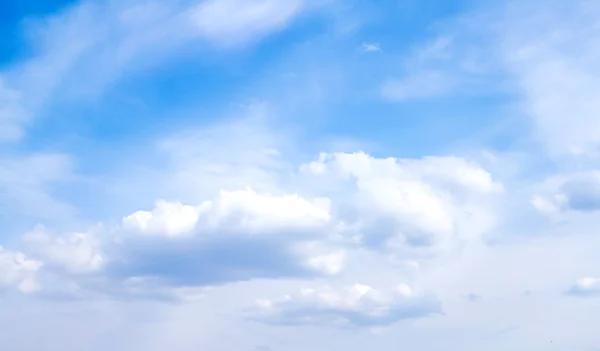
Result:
[249, 283, 441, 327]
[304, 250, 346, 275]
[191, 0, 304, 47]
[531, 171, 600, 215]
[23, 225, 105, 274]
[361, 42, 382, 52]
[0, 149, 501, 299]
[530, 194, 565, 215]
[498, 0, 600, 156]
[39, 187, 339, 293]
[123, 200, 204, 237]
[123, 188, 332, 237]
[0, 247, 42, 293]
[301, 152, 501, 252]
[568, 277, 600, 296]
[0, 0, 310, 141]
[6, 0, 600, 349]
[201, 189, 331, 233]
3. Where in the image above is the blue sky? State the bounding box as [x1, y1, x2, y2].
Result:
[2, 0, 600, 350]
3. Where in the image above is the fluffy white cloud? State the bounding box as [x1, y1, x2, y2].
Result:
[302, 152, 501, 252]
[23, 225, 105, 274]
[123, 200, 204, 237]
[123, 188, 332, 237]
[198, 189, 331, 233]
[1, 150, 501, 300]
[0, 247, 42, 293]
[38, 187, 336, 293]
[249, 283, 441, 327]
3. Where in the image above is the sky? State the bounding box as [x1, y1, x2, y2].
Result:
[1, 0, 600, 350]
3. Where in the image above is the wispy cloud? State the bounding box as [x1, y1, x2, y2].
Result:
[0, 153, 76, 220]
[0, 0, 311, 141]
[497, 0, 600, 156]
[361, 42, 382, 52]
[191, 0, 305, 47]
[381, 70, 454, 101]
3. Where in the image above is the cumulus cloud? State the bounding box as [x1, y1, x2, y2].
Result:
[23, 225, 105, 274]
[301, 152, 501, 252]
[0, 150, 501, 301]
[0, 247, 42, 293]
[248, 283, 441, 327]
[9, 187, 339, 297]
[110, 188, 339, 288]
[123, 188, 332, 237]
[123, 200, 204, 237]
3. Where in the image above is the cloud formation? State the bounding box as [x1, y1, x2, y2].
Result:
[0, 0, 311, 141]
[249, 283, 441, 327]
[568, 277, 600, 296]
[0, 247, 42, 293]
[1, 149, 502, 302]
[2, 0, 600, 349]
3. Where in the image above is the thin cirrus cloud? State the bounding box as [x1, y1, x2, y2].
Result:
[0, 153, 76, 220]
[0, 0, 311, 142]
[191, 0, 305, 47]
[498, 0, 600, 156]
[378, 0, 600, 158]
